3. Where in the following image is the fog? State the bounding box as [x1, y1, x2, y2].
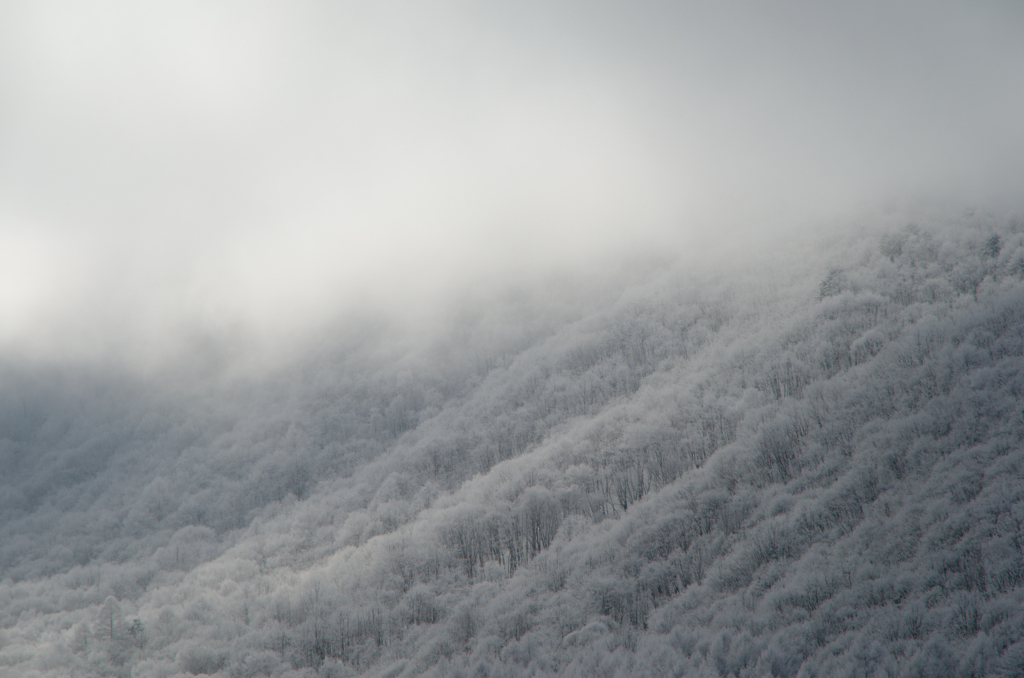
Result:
[2, 0, 1022, 367]
[4, 8, 1024, 673]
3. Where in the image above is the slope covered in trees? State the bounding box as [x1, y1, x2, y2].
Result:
[2, 214, 1024, 677]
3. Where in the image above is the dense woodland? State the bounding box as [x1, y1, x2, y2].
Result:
[2, 214, 1024, 677]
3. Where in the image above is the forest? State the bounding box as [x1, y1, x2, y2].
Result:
[1, 213, 1024, 677]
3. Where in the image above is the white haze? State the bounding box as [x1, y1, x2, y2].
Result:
[1, 0, 1023, 367]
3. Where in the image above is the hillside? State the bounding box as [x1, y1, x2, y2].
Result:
[2, 214, 1024, 678]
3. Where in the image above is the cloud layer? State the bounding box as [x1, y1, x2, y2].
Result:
[2, 1, 1022, 364]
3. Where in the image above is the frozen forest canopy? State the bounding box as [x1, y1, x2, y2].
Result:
[3, 0, 1024, 675]
[1, 214, 1024, 678]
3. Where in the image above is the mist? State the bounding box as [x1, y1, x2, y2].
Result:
[6, 7, 1024, 675]
[2, 0, 1023, 368]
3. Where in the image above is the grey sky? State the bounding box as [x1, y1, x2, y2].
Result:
[1, 1, 1022, 365]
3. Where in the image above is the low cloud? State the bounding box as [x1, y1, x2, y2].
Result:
[1, 1, 1022, 367]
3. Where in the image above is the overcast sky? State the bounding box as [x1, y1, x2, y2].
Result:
[1, 1, 1022, 366]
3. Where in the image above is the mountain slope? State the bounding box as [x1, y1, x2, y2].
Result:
[2, 214, 1024, 677]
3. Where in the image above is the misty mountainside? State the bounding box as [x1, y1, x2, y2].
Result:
[2, 216, 1024, 677]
